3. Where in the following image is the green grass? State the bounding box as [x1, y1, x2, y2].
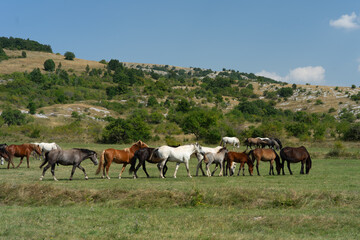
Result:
[0, 143, 360, 239]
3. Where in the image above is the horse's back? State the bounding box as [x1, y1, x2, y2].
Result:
[281, 146, 309, 162]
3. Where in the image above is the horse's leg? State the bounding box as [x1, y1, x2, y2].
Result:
[119, 163, 127, 179]
[141, 161, 150, 178]
[39, 163, 51, 180]
[105, 160, 111, 179]
[69, 164, 77, 180]
[212, 163, 219, 176]
[281, 159, 286, 175]
[158, 161, 166, 178]
[270, 160, 274, 175]
[256, 159, 260, 176]
[51, 164, 58, 181]
[184, 160, 192, 178]
[16, 157, 24, 168]
[218, 161, 223, 177]
[173, 162, 180, 178]
[287, 161, 293, 175]
[197, 159, 206, 177]
[300, 160, 305, 174]
[26, 154, 30, 168]
[237, 162, 242, 176]
[77, 164, 88, 180]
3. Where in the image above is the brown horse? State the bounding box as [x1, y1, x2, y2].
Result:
[95, 140, 148, 179]
[244, 138, 265, 149]
[280, 146, 312, 175]
[225, 151, 254, 176]
[249, 148, 280, 175]
[4, 144, 42, 169]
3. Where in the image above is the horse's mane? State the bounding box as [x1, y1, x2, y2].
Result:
[73, 148, 96, 155]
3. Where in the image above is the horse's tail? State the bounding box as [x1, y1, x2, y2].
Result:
[306, 154, 312, 174]
[248, 150, 255, 164]
[95, 150, 105, 175]
[219, 139, 223, 147]
[274, 138, 282, 149]
[39, 152, 50, 169]
[129, 151, 139, 174]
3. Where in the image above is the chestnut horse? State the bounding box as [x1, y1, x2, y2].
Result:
[96, 140, 148, 179]
[4, 144, 42, 169]
[225, 151, 254, 176]
[280, 146, 312, 175]
[249, 148, 280, 175]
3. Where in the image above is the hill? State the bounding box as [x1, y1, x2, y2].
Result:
[0, 48, 359, 144]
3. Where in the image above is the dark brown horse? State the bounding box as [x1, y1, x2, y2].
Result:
[95, 140, 148, 179]
[280, 146, 312, 175]
[128, 147, 169, 178]
[249, 148, 281, 175]
[225, 151, 254, 176]
[4, 144, 42, 169]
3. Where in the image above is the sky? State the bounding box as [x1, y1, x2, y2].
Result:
[1, 0, 360, 87]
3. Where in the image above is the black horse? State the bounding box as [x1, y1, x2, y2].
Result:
[0, 143, 9, 166]
[39, 148, 98, 181]
[280, 146, 312, 175]
[129, 147, 168, 178]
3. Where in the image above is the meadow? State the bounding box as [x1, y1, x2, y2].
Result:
[0, 143, 359, 239]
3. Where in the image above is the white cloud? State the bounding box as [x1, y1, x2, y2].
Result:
[256, 66, 326, 84]
[288, 66, 325, 84]
[329, 12, 360, 29]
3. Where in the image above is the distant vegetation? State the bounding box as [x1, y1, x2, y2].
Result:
[0, 37, 359, 144]
[0, 36, 52, 52]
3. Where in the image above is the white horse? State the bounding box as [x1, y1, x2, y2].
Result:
[203, 147, 228, 177]
[195, 146, 223, 176]
[220, 137, 240, 148]
[153, 143, 205, 178]
[32, 142, 62, 160]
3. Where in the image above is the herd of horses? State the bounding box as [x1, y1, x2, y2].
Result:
[0, 137, 312, 181]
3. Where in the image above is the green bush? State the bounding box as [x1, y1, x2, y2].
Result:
[277, 87, 294, 98]
[0, 107, 27, 126]
[44, 59, 55, 71]
[343, 123, 360, 141]
[64, 51, 75, 60]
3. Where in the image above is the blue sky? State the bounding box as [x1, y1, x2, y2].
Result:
[1, 0, 360, 86]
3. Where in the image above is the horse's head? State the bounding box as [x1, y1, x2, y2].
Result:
[89, 152, 98, 165]
[193, 142, 205, 155]
[136, 140, 149, 148]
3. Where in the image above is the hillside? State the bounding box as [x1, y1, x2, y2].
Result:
[0, 48, 359, 144]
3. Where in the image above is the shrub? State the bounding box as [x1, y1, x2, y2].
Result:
[277, 87, 293, 98]
[21, 51, 26, 58]
[0, 107, 27, 125]
[0, 47, 8, 61]
[64, 51, 75, 60]
[343, 123, 360, 141]
[44, 59, 55, 71]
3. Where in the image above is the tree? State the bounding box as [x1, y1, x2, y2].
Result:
[101, 117, 151, 143]
[44, 59, 55, 71]
[147, 96, 158, 107]
[27, 102, 37, 114]
[277, 87, 294, 98]
[64, 51, 75, 60]
[343, 123, 360, 141]
[0, 107, 27, 125]
[29, 68, 45, 84]
[0, 47, 8, 61]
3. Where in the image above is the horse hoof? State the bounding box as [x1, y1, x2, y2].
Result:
[107, 176, 110, 180]
[39, 177, 43, 181]
[85, 176, 88, 180]
[118, 176, 121, 179]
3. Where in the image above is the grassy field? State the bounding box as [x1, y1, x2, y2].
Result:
[0, 143, 359, 239]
